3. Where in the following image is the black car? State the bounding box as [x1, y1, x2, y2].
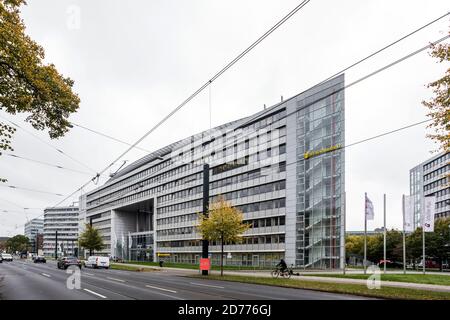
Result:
[57, 256, 81, 269]
[33, 256, 46, 263]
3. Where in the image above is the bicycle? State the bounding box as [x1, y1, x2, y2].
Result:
[271, 265, 293, 279]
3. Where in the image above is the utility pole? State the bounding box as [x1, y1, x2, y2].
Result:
[202, 163, 210, 276]
[54, 230, 58, 259]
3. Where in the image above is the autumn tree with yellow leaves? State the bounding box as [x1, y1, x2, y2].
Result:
[422, 28, 450, 153]
[0, 0, 80, 181]
[197, 197, 250, 276]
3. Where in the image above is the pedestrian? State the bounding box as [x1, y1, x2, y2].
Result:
[159, 260, 164, 268]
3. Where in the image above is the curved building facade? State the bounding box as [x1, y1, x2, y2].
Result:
[84, 74, 345, 269]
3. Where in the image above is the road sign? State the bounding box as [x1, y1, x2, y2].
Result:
[200, 258, 210, 271]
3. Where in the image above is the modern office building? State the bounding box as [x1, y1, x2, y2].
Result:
[410, 151, 449, 229]
[24, 218, 44, 253]
[43, 205, 79, 257]
[85, 75, 345, 269]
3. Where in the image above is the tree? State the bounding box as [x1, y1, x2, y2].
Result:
[5, 234, 29, 253]
[0, 0, 80, 180]
[78, 224, 104, 256]
[422, 28, 450, 153]
[197, 197, 250, 276]
[406, 217, 450, 270]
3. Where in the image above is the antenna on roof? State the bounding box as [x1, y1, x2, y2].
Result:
[281, 95, 284, 102]
[264, 104, 266, 109]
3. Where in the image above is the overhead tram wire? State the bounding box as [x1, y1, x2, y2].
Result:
[4, 153, 93, 176]
[0, 184, 65, 197]
[0, 114, 98, 174]
[235, 11, 450, 128]
[15, 7, 446, 228]
[70, 122, 152, 153]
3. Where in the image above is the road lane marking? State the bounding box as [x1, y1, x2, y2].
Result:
[83, 272, 94, 276]
[41, 273, 51, 278]
[145, 285, 177, 293]
[83, 288, 107, 299]
[106, 277, 125, 283]
[189, 282, 224, 289]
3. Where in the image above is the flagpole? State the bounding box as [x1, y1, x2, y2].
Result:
[422, 222, 425, 275]
[383, 194, 386, 274]
[402, 195, 406, 275]
[364, 192, 367, 275]
[343, 191, 346, 275]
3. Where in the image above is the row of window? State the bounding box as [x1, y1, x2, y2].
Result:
[157, 226, 194, 237]
[434, 188, 450, 198]
[241, 108, 287, 132]
[157, 213, 198, 226]
[247, 216, 285, 228]
[424, 165, 449, 182]
[210, 180, 286, 203]
[423, 153, 449, 171]
[436, 200, 450, 210]
[211, 162, 286, 190]
[236, 198, 286, 214]
[424, 177, 448, 192]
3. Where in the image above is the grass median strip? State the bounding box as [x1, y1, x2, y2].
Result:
[110, 264, 159, 272]
[302, 273, 450, 286]
[189, 274, 450, 300]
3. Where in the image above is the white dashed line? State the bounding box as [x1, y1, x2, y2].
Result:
[83, 272, 95, 276]
[106, 277, 125, 283]
[83, 288, 107, 299]
[145, 285, 177, 293]
[189, 282, 224, 289]
[41, 273, 51, 278]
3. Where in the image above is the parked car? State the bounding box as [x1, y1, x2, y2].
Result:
[33, 256, 46, 263]
[84, 256, 110, 269]
[57, 256, 81, 269]
[0, 255, 2, 263]
[417, 259, 440, 269]
[1, 253, 13, 262]
[377, 259, 403, 269]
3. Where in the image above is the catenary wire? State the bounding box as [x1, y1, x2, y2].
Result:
[0, 114, 98, 174]
[0, 184, 65, 197]
[3, 153, 93, 176]
[70, 122, 152, 153]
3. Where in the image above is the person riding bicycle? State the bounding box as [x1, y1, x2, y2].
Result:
[276, 258, 288, 273]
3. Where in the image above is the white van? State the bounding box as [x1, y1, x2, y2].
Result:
[84, 256, 110, 269]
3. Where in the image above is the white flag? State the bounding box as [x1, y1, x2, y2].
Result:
[365, 194, 374, 220]
[403, 195, 415, 232]
[422, 196, 435, 232]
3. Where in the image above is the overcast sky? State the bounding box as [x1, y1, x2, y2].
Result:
[0, 0, 449, 236]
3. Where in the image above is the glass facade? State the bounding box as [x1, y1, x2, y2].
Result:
[295, 78, 345, 269]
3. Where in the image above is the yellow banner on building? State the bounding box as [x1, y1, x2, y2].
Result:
[304, 144, 342, 159]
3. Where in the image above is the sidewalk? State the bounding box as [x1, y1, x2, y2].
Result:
[114, 262, 450, 293]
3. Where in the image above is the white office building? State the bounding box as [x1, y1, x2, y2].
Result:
[43, 205, 79, 257]
[24, 218, 44, 253]
[410, 151, 450, 228]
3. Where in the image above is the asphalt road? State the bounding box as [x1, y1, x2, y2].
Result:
[0, 259, 371, 300]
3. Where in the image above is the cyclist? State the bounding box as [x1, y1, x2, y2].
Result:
[276, 258, 288, 274]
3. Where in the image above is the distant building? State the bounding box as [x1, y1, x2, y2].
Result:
[43, 205, 79, 257]
[24, 218, 44, 253]
[346, 228, 385, 237]
[410, 151, 449, 229]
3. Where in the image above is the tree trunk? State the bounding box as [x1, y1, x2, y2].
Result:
[221, 235, 224, 277]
